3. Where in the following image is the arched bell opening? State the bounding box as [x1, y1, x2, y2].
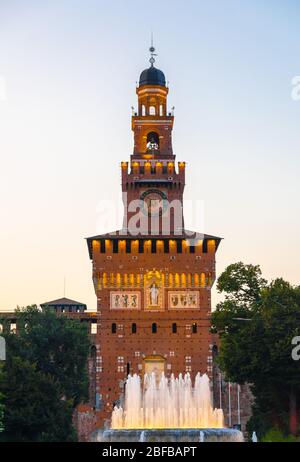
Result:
[146, 131, 159, 151]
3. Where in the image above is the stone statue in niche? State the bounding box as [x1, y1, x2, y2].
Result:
[144, 272, 164, 311]
[150, 283, 159, 306]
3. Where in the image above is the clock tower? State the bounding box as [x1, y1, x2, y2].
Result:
[87, 46, 221, 427]
[122, 47, 185, 236]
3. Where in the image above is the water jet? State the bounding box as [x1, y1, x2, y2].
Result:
[93, 372, 244, 442]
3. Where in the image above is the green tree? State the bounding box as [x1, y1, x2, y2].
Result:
[0, 356, 75, 441]
[0, 306, 90, 441]
[211, 263, 300, 437]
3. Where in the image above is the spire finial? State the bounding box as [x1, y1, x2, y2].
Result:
[149, 32, 157, 67]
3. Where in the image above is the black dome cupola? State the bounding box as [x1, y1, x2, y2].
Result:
[139, 44, 166, 87]
[139, 66, 166, 87]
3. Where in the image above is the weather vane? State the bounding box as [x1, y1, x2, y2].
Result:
[149, 32, 157, 66]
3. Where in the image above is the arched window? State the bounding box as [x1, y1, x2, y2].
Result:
[172, 322, 177, 334]
[152, 322, 157, 334]
[91, 322, 97, 334]
[112, 323, 117, 334]
[212, 344, 218, 356]
[192, 323, 197, 334]
[142, 105, 146, 116]
[146, 132, 159, 151]
[132, 323, 137, 334]
[90, 345, 97, 358]
[160, 104, 163, 116]
[149, 105, 156, 115]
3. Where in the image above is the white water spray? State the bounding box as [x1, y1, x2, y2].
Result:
[111, 372, 224, 429]
[252, 431, 258, 442]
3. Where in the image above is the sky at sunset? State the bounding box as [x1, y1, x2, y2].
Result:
[0, 0, 299, 311]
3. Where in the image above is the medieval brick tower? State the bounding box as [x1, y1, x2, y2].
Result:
[87, 47, 221, 426]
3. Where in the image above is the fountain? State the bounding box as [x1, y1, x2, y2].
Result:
[93, 372, 244, 442]
[252, 431, 258, 442]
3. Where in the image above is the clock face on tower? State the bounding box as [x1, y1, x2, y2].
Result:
[140, 189, 168, 217]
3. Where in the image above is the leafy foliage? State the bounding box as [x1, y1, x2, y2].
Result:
[212, 263, 300, 437]
[261, 428, 300, 442]
[0, 306, 90, 441]
[216, 262, 267, 305]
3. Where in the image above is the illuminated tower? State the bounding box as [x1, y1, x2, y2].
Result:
[122, 45, 185, 236]
[87, 46, 221, 425]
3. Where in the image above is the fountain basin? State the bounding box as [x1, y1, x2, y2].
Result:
[92, 428, 244, 442]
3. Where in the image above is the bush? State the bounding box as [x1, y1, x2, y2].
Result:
[261, 428, 300, 442]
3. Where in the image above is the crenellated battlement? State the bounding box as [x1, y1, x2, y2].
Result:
[121, 160, 185, 189]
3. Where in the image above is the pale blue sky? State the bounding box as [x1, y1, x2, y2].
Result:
[0, 0, 299, 310]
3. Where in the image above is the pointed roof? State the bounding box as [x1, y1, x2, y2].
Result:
[40, 297, 87, 308]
